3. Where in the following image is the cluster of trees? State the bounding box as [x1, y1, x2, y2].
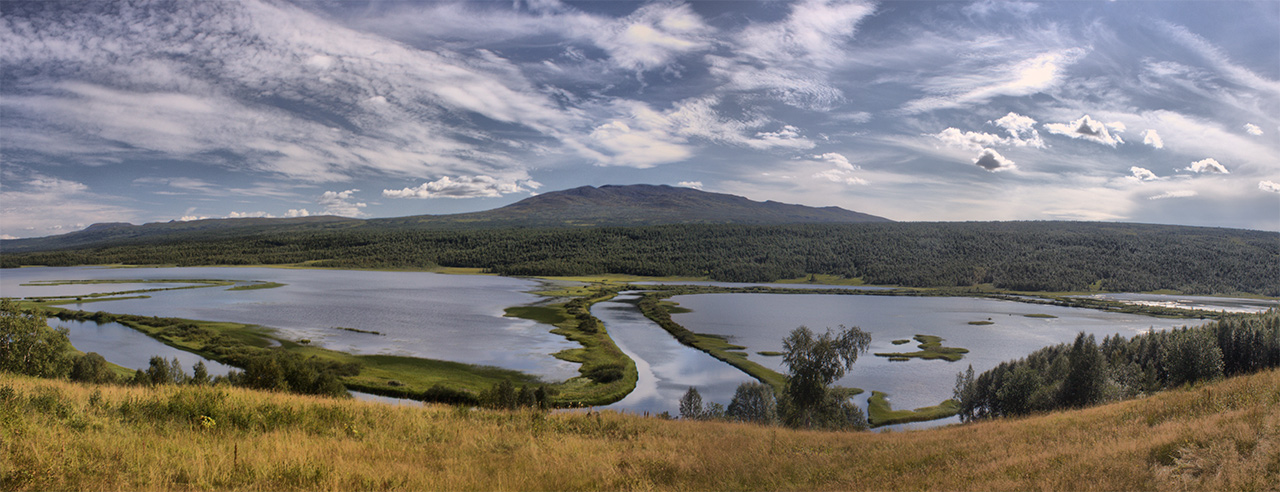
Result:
[1, 300, 352, 398]
[478, 379, 556, 410]
[954, 310, 1280, 421]
[681, 325, 872, 431]
[4, 222, 1276, 295]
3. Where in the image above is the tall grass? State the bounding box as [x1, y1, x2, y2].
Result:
[3, 369, 1278, 490]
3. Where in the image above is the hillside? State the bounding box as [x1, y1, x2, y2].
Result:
[0, 185, 886, 253]
[370, 184, 890, 228]
[3, 368, 1276, 490]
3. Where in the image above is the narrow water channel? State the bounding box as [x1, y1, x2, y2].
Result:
[55, 319, 236, 376]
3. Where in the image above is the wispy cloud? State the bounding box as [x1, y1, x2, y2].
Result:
[1244, 123, 1264, 136]
[383, 176, 541, 199]
[1141, 129, 1164, 149]
[1148, 190, 1198, 200]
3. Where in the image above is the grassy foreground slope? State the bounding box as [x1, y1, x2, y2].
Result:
[4, 369, 1278, 491]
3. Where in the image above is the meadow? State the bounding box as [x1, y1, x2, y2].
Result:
[3, 368, 1276, 491]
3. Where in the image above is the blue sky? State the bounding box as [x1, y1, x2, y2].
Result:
[2, 0, 1278, 239]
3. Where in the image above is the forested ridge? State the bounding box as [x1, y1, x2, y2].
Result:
[3, 221, 1277, 295]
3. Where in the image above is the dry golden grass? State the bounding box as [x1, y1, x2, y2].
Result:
[2, 369, 1278, 491]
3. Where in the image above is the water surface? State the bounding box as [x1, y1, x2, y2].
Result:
[2, 267, 579, 382]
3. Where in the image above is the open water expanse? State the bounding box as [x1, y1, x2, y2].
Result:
[2, 266, 1244, 426]
[1, 266, 580, 382]
[667, 293, 1209, 428]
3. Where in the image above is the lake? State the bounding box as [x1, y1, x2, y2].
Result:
[667, 293, 1209, 428]
[1, 266, 580, 382]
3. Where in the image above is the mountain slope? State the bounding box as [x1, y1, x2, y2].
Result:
[1, 185, 887, 252]
[369, 184, 890, 228]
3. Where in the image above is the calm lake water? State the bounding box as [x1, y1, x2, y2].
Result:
[668, 293, 1209, 428]
[55, 319, 237, 376]
[1, 266, 580, 382]
[592, 292, 755, 415]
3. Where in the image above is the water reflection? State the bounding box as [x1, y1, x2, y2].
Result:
[593, 293, 754, 415]
[2, 267, 579, 382]
[56, 319, 235, 376]
[669, 293, 1207, 428]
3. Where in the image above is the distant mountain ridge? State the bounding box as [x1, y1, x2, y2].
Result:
[370, 184, 890, 228]
[1, 185, 888, 252]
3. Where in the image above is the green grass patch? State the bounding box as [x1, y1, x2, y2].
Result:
[874, 334, 969, 362]
[1024, 313, 1059, 319]
[891, 339, 911, 345]
[968, 320, 995, 325]
[226, 281, 285, 291]
[866, 390, 960, 427]
[504, 305, 570, 326]
[756, 351, 785, 357]
[773, 274, 869, 286]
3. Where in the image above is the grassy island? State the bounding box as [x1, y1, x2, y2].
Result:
[874, 334, 970, 362]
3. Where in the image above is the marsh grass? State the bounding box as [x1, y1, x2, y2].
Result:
[874, 335, 969, 362]
[866, 391, 960, 427]
[4, 369, 1278, 490]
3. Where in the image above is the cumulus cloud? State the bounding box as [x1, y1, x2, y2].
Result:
[1185, 158, 1229, 174]
[227, 211, 274, 219]
[284, 209, 311, 218]
[677, 181, 703, 190]
[383, 176, 540, 199]
[1244, 123, 1263, 136]
[813, 169, 869, 185]
[1129, 167, 1159, 181]
[1260, 181, 1280, 194]
[813, 153, 858, 171]
[589, 3, 713, 72]
[1148, 190, 1198, 200]
[317, 189, 368, 217]
[973, 148, 1016, 172]
[1043, 115, 1125, 147]
[932, 115, 1042, 152]
[1141, 129, 1164, 149]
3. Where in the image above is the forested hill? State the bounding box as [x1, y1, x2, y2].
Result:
[3, 221, 1277, 296]
[1, 185, 886, 253]
[369, 184, 891, 228]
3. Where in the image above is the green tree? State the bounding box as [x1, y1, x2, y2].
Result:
[1059, 333, 1105, 408]
[0, 300, 73, 378]
[780, 325, 871, 429]
[69, 352, 117, 384]
[190, 361, 210, 386]
[679, 386, 704, 420]
[726, 382, 778, 425]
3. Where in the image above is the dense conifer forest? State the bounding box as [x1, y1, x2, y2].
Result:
[4, 222, 1276, 295]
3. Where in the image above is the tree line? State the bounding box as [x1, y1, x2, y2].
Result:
[953, 310, 1280, 421]
[1, 300, 352, 398]
[3, 222, 1276, 295]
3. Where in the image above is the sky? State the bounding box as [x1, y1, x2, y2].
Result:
[2, 0, 1278, 239]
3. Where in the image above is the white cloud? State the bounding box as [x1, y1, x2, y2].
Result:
[1185, 158, 1229, 174]
[1260, 181, 1280, 194]
[317, 189, 368, 217]
[1129, 167, 1159, 181]
[1148, 190, 1198, 200]
[973, 148, 1016, 172]
[902, 49, 1086, 114]
[1244, 123, 1264, 136]
[284, 209, 311, 218]
[1141, 129, 1164, 149]
[677, 181, 703, 190]
[992, 112, 1043, 146]
[383, 176, 540, 199]
[813, 169, 869, 185]
[227, 211, 274, 219]
[1043, 115, 1125, 147]
[588, 3, 713, 72]
[813, 153, 857, 171]
[0, 170, 138, 238]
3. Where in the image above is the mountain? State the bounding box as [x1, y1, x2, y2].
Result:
[370, 184, 889, 228]
[1, 185, 888, 252]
